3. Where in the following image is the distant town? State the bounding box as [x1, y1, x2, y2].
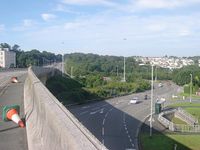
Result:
[136, 56, 196, 69]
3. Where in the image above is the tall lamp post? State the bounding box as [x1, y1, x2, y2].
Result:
[122, 56, 126, 82]
[190, 73, 192, 103]
[62, 54, 64, 77]
[150, 65, 154, 137]
[155, 66, 157, 82]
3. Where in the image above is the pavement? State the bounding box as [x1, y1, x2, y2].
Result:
[0, 71, 28, 150]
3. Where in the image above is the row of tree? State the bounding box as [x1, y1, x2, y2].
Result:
[172, 65, 200, 94]
[64, 53, 172, 81]
[0, 43, 62, 68]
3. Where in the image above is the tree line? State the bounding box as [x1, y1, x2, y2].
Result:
[0, 43, 62, 68]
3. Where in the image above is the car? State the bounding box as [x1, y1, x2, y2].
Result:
[130, 97, 139, 104]
[158, 83, 163, 87]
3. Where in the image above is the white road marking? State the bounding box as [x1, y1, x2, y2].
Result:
[82, 106, 90, 109]
[109, 108, 113, 112]
[90, 111, 96, 115]
[103, 119, 105, 125]
[102, 127, 104, 135]
[90, 108, 105, 115]
[123, 113, 135, 149]
[105, 112, 109, 118]
[79, 111, 89, 115]
[100, 108, 104, 114]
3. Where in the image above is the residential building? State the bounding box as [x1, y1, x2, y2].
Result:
[0, 48, 16, 68]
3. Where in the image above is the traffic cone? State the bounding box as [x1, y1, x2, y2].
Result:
[11, 77, 18, 83]
[6, 108, 25, 128]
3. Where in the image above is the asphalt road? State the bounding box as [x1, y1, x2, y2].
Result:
[68, 81, 181, 150]
[0, 70, 28, 150]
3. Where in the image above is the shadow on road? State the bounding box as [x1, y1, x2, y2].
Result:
[0, 126, 19, 133]
[45, 71, 192, 150]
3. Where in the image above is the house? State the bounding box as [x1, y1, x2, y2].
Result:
[0, 48, 16, 68]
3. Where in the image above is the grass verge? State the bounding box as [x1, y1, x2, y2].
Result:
[140, 133, 200, 150]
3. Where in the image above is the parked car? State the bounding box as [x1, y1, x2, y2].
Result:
[130, 97, 139, 104]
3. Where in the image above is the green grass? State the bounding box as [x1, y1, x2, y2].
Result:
[179, 92, 200, 99]
[140, 102, 200, 150]
[172, 117, 187, 125]
[170, 102, 200, 107]
[140, 133, 200, 150]
[184, 108, 200, 123]
[170, 102, 200, 124]
[168, 134, 200, 150]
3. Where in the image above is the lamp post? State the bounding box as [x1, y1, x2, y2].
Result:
[190, 73, 192, 103]
[155, 66, 157, 82]
[71, 66, 73, 78]
[62, 54, 64, 77]
[122, 56, 126, 82]
[116, 65, 119, 77]
[150, 65, 154, 137]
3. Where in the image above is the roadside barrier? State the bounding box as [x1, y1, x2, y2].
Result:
[24, 66, 106, 150]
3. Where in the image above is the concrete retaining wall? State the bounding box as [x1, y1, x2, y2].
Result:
[24, 66, 106, 150]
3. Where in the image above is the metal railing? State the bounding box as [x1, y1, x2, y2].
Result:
[157, 108, 200, 133]
[175, 107, 198, 125]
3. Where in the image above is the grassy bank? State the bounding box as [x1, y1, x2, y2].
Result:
[46, 75, 101, 105]
[140, 133, 200, 150]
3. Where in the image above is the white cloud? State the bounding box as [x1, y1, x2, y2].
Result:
[147, 23, 167, 32]
[21, 11, 200, 56]
[179, 29, 191, 37]
[54, 4, 81, 14]
[23, 19, 34, 27]
[0, 24, 5, 32]
[41, 13, 56, 21]
[61, 0, 116, 6]
[64, 22, 83, 29]
[135, 0, 200, 9]
[12, 19, 36, 31]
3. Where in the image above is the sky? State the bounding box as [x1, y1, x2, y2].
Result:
[0, 0, 200, 57]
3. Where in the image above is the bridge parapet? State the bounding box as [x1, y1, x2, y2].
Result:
[24, 66, 106, 150]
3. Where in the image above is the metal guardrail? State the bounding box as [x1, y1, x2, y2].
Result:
[158, 108, 200, 133]
[173, 124, 200, 133]
[176, 107, 198, 125]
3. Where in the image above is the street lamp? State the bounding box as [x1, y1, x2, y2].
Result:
[71, 66, 73, 78]
[123, 56, 126, 82]
[116, 65, 119, 77]
[62, 54, 64, 77]
[190, 73, 192, 103]
[150, 65, 154, 137]
[155, 66, 157, 82]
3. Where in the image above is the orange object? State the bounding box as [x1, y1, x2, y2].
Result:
[11, 77, 18, 83]
[6, 109, 25, 128]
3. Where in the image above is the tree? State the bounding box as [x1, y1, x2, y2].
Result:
[0, 43, 11, 49]
[11, 44, 21, 52]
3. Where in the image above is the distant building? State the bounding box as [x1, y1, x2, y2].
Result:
[0, 48, 16, 68]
